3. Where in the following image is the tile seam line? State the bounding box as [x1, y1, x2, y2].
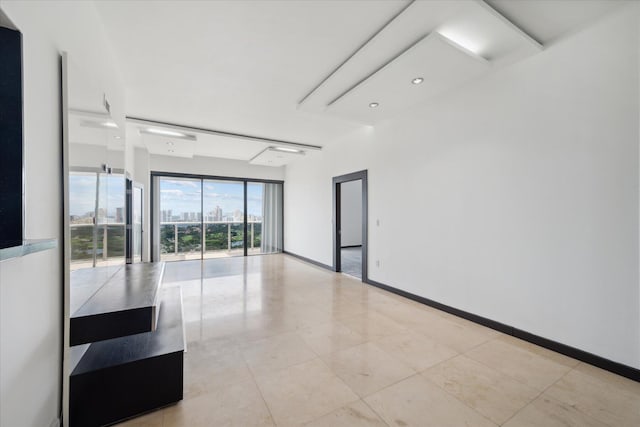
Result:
[419, 371, 502, 427]
[461, 336, 570, 394]
[498, 366, 582, 427]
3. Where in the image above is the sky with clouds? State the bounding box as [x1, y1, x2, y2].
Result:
[160, 178, 264, 217]
[69, 172, 125, 217]
[69, 174, 269, 219]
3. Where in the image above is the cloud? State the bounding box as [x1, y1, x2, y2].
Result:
[163, 179, 199, 189]
[70, 176, 96, 188]
[161, 189, 185, 197]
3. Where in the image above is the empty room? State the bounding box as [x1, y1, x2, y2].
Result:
[0, 1, 639, 426]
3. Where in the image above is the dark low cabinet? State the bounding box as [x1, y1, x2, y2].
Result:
[70, 351, 183, 427]
[70, 263, 165, 346]
[69, 271, 184, 426]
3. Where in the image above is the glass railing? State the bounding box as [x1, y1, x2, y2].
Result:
[69, 223, 126, 269]
[159, 221, 263, 260]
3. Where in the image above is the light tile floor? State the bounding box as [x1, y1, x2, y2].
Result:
[117, 254, 640, 427]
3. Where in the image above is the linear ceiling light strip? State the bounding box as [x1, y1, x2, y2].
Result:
[126, 116, 322, 151]
[297, 0, 416, 105]
[69, 108, 111, 119]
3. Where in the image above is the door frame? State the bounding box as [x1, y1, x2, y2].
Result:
[332, 170, 368, 281]
[132, 182, 144, 263]
[125, 178, 145, 264]
[125, 177, 133, 263]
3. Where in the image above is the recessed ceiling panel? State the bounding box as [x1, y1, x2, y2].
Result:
[69, 113, 120, 147]
[249, 147, 305, 167]
[298, 0, 544, 119]
[195, 133, 268, 161]
[299, 0, 463, 113]
[128, 121, 319, 162]
[436, 0, 542, 62]
[326, 33, 489, 125]
[143, 133, 195, 158]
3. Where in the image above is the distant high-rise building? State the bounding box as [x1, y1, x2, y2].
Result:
[214, 205, 222, 221]
[161, 209, 172, 223]
[115, 207, 124, 223]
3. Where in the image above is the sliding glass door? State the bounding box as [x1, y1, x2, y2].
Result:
[153, 173, 283, 261]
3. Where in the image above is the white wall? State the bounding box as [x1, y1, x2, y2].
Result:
[340, 180, 362, 247]
[285, 6, 640, 369]
[0, 2, 125, 426]
[285, 127, 372, 264]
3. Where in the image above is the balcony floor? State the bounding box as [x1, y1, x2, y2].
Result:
[161, 247, 262, 262]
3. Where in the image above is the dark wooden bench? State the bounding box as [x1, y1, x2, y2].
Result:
[69, 263, 184, 426]
[70, 263, 165, 346]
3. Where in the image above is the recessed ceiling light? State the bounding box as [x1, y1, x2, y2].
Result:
[145, 128, 186, 137]
[139, 127, 196, 141]
[412, 77, 424, 85]
[273, 146, 301, 153]
[166, 141, 174, 146]
[114, 136, 122, 140]
[168, 149, 175, 153]
[369, 102, 379, 108]
[80, 120, 120, 130]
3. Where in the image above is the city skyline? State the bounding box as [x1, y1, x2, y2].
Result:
[159, 207, 262, 223]
[69, 175, 273, 223]
[159, 178, 265, 218]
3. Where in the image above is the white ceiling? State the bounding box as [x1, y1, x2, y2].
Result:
[485, 0, 624, 45]
[95, 0, 406, 146]
[95, 0, 624, 162]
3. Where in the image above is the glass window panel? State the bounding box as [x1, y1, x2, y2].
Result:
[103, 173, 125, 265]
[203, 180, 245, 258]
[133, 186, 143, 262]
[69, 171, 98, 269]
[159, 177, 202, 261]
